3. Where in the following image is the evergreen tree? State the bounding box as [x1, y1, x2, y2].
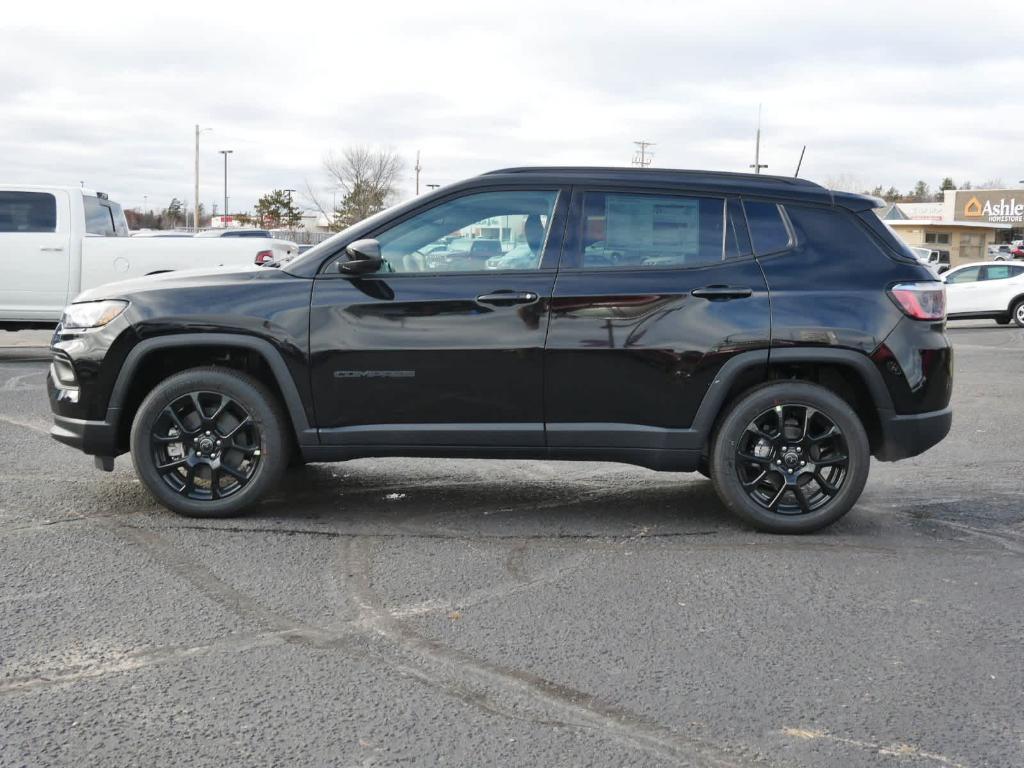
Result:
[254, 189, 303, 229]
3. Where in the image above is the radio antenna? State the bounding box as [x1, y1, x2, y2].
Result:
[794, 145, 806, 177]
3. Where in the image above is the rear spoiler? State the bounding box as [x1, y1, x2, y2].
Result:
[831, 190, 884, 212]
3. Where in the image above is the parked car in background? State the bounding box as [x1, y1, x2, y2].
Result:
[194, 228, 298, 264]
[425, 237, 503, 270]
[944, 261, 1024, 326]
[47, 167, 952, 534]
[988, 244, 1014, 260]
[0, 185, 280, 329]
[908, 246, 945, 276]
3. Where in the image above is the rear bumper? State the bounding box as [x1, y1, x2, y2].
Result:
[874, 406, 952, 462]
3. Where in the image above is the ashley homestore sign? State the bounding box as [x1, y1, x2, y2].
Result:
[956, 190, 1024, 224]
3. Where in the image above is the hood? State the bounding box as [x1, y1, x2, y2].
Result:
[72, 264, 286, 303]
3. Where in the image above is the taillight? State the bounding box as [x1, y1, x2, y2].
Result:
[255, 250, 274, 265]
[888, 282, 946, 320]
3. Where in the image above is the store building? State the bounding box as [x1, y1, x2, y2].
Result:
[879, 189, 1018, 266]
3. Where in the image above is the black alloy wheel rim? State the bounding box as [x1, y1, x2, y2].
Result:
[150, 391, 262, 500]
[735, 403, 849, 516]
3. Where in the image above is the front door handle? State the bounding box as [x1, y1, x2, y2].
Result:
[40, 246, 65, 252]
[690, 285, 753, 300]
[476, 290, 540, 306]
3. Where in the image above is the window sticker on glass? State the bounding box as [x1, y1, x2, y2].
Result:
[581, 192, 723, 269]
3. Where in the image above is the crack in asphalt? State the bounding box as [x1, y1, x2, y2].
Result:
[333, 535, 767, 768]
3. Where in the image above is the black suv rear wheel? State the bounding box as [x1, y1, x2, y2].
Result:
[709, 381, 870, 533]
[130, 367, 289, 517]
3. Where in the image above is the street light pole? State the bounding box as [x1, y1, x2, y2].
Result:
[194, 124, 212, 232]
[219, 150, 233, 220]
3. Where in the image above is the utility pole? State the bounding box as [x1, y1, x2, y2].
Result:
[143, 194, 148, 214]
[632, 141, 655, 167]
[218, 149, 233, 219]
[750, 105, 768, 174]
[415, 150, 422, 195]
[194, 124, 211, 231]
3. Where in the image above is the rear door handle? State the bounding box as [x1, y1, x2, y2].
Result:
[40, 246, 65, 252]
[690, 285, 753, 300]
[476, 291, 540, 306]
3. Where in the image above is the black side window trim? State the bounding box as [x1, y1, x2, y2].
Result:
[557, 186, 756, 274]
[316, 185, 570, 278]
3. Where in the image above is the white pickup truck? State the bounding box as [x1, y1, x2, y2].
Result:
[1, 185, 279, 329]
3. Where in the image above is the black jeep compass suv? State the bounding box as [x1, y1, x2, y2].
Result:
[47, 168, 952, 533]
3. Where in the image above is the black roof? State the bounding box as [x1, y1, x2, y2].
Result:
[478, 166, 877, 209]
[485, 165, 822, 188]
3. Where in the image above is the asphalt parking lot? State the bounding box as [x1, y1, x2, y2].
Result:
[1, 324, 1022, 768]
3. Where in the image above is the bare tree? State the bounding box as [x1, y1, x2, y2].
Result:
[315, 146, 404, 230]
[822, 173, 864, 193]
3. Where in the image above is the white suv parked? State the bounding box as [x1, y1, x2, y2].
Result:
[944, 261, 1024, 326]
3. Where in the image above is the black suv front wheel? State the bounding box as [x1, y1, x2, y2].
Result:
[710, 382, 870, 534]
[130, 367, 289, 517]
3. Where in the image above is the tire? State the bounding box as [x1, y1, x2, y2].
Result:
[1012, 299, 1024, 328]
[130, 366, 290, 517]
[709, 381, 870, 534]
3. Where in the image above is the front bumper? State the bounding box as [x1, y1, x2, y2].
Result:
[874, 406, 952, 462]
[50, 412, 120, 457]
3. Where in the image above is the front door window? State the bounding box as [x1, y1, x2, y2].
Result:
[373, 190, 558, 273]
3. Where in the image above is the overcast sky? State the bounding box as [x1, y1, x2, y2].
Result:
[2, 0, 1022, 214]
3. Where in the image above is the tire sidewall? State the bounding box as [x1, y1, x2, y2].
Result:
[1013, 300, 1024, 328]
[710, 382, 870, 534]
[130, 367, 288, 518]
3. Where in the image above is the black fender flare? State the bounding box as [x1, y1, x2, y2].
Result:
[105, 333, 315, 446]
[689, 346, 896, 438]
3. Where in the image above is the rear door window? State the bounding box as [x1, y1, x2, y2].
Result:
[84, 196, 116, 236]
[572, 191, 726, 269]
[743, 200, 791, 255]
[0, 191, 57, 233]
[981, 265, 1017, 281]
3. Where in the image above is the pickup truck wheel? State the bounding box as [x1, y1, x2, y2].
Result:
[130, 367, 289, 518]
[709, 382, 870, 534]
[1012, 299, 1024, 328]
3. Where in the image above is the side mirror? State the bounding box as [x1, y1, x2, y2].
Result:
[338, 238, 383, 275]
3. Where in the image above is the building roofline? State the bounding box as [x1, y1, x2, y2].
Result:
[886, 219, 1014, 229]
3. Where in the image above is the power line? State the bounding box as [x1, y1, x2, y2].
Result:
[632, 140, 655, 167]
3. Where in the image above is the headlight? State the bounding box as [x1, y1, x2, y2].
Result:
[61, 300, 129, 329]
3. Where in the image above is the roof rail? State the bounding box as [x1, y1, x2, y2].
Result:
[482, 166, 824, 189]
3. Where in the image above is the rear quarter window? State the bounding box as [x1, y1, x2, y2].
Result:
[784, 205, 887, 262]
[0, 191, 57, 233]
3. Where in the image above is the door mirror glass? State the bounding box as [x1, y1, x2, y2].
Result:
[338, 238, 383, 274]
